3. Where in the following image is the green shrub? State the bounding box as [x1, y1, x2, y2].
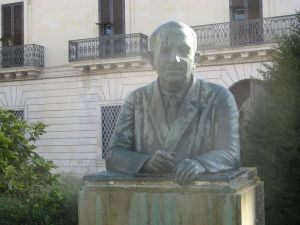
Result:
[0, 196, 27, 225]
[0, 109, 57, 199]
[0, 174, 83, 225]
[242, 13, 300, 225]
[42, 174, 83, 225]
[0, 109, 82, 225]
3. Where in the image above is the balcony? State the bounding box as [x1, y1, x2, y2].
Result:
[0, 44, 44, 79]
[192, 14, 297, 65]
[68, 15, 297, 70]
[69, 33, 149, 72]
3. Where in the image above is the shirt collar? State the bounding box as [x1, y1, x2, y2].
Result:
[158, 76, 192, 106]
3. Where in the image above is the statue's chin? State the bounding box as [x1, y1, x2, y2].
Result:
[160, 79, 185, 93]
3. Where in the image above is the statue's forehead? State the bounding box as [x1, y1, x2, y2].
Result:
[156, 28, 194, 46]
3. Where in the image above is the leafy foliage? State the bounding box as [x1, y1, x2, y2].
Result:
[0, 109, 56, 198]
[0, 109, 82, 224]
[0, 175, 82, 225]
[242, 13, 300, 225]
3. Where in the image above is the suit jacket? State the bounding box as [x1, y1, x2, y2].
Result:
[105, 75, 240, 173]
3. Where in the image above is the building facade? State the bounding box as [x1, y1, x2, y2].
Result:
[0, 0, 299, 174]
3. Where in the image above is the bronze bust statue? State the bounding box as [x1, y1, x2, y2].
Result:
[105, 21, 240, 185]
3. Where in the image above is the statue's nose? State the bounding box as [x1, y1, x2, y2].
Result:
[169, 50, 181, 63]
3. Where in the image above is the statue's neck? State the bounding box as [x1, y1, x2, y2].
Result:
[158, 75, 192, 94]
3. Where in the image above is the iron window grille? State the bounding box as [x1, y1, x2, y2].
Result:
[8, 109, 24, 120]
[101, 105, 122, 158]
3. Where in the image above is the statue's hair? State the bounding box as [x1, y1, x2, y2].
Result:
[150, 21, 197, 52]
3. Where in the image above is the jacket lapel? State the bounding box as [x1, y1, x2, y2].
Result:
[149, 82, 169, 146]
[163, 76, 202, 153]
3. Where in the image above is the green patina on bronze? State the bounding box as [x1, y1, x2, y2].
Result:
[105, 21, 240, 185]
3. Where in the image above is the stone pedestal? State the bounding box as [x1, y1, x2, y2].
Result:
[79, 168, 264, 225]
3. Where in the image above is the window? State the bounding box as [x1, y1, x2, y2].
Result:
[101, 105, 122, 158]
[230, 0, 262, 21]
[98, 0, 125, 36]
[230, 0, 245, 21]
[1, 2, 24, 67]
[1, 2, 24, 46]
[229, 0, 263, 46]
[233, 8, 246, 21]
[8, 109, 24, 120]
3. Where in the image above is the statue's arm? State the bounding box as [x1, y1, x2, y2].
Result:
[105, 93, 151, 173]
[194, 91, 240, 173]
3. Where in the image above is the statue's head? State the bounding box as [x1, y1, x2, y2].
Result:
[150, 21, 198, 93]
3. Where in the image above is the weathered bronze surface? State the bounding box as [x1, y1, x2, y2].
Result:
[105, 21, 240, 184]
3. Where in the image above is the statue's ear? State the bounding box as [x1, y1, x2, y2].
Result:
[194, 52, 200, 65]
[148, 51, 155, 69]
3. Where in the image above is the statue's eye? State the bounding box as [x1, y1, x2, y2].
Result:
[160, 48, 171, 55]
[179, 46, 191, 55]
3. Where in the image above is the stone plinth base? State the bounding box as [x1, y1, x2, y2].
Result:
[79, 168, 264, 225]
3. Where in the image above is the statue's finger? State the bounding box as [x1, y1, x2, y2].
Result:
[182, 170, 198, 185]
[153, 153, 175, 168]
[180, 163, 196, 184]
[165, 159, 176, 168]
[175, 167, 182, 183]
[151, 160, 171, 172]
[189, 172, 199, 181]
[148, 163, 159, 172]
[176, 161, 196, 184]
[153, 158, 174, 171]
[156, 150, 175, 162]
[179, 171, 188, 185]
[177, 167, 189, 185]
[153, 155, 165, 163]
[180, 171, 191, 185]
[161, 152, 176, 161]
[160, 161, 175, 172]
[152, 159, 163, 170]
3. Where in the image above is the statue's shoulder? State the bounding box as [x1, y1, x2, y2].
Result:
[125, 81, 156, 102]
[134, 81, 155, 94]
[198, 79, 232, 98]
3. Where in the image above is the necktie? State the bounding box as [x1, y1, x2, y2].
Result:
[167, 95, 179, 125]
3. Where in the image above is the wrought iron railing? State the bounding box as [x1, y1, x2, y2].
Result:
[69, 33, 148, 62]
[0, 44, 44, 68]
[192, 14, 298, 51]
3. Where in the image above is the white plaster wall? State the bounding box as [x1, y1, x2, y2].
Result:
[263, 0, 300, 17]
[0, 0, 99, 67]
[31, 0, 229, 67]
[30, 0, 99, 67]
[0, 0, 229, 67]
[194, 63, 265, 88]
[126, 0, 230, 35]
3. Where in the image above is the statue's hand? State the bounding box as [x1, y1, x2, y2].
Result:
[175, 159, 206, 185]
[143, 150, 175, 173]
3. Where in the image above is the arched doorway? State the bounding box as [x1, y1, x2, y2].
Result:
[229, 78, 264, 136]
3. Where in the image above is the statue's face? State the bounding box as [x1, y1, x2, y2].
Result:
[152, 27, 196, 92]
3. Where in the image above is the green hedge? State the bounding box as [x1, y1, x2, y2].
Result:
[0, 175, 82, 225]
[242, 12, 300, 225]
